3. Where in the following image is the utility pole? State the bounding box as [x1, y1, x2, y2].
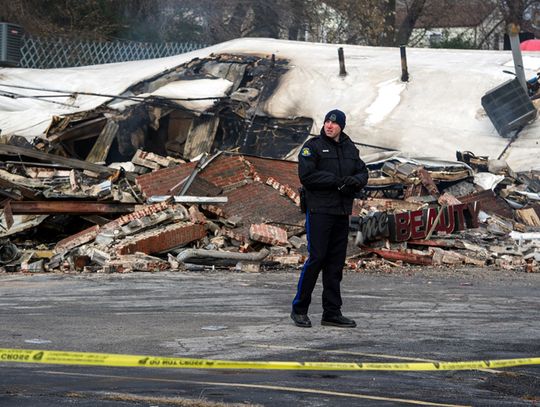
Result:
[508, 23, 527, 91]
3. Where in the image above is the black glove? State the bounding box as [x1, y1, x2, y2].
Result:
[342, 176, 361, 188]
[338, 176, 361, 196]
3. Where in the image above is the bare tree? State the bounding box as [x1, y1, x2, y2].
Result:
[5, 0, 516, 49]
[0, 0, 121, 39]
[395, 0, 427, 45]
[0, 0, 204, 41]
[277, 0, 428, 47]
[285, 0, 309, 40]
[381, 0, 397, 46]
[498, 0, 540, 37]
[197, 0, 311, 43]
[247, 2, 281, 37]
[499, 0, 527, 25]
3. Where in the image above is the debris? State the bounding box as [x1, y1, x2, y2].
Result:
[176, 247, 270, 266]
[270, 254, 303, 265]
[348, 152, 540, 272]
[249, 223, 288, 246]
[365, 248, 433, 266]
[0, 41, 539, 274]
[0, 239, 21, 265]
[235, 261, 260, 272]
[288, 235, 307, 249]
[515, 208, 540, 227]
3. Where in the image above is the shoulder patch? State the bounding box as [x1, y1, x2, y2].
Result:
[301, 147, 312, 157]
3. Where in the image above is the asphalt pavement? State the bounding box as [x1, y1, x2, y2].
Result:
[0, 267, 539, 406]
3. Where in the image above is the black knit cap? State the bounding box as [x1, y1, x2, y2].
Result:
[324, 109, 346, 130]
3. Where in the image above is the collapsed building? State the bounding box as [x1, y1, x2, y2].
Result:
[0, 145, 539, 273]
[1, 38, 540, 273]
[4, 52, 312, 162]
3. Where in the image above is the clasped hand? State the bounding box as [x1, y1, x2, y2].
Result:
[337, 176, 360, 195]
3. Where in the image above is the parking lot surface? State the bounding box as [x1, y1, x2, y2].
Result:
[1, 267, 539, 406]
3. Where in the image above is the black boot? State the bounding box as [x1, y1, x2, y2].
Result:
[321, 315, 356, 328]
[290, 312, 312, 328]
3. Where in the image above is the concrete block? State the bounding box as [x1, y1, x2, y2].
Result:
[289, 235, 307, 249]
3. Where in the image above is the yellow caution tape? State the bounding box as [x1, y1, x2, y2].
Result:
[1, 348, 540, 371]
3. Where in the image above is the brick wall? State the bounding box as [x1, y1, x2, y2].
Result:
[136, 163, 196, 197]
[134, 153, 304, 244]
[200, 155, 249, 189]
[135, 155, 250, 198]
[220, 181, 304, 241]
[245, 156, 300, 190]
[136, 154, 301, 199]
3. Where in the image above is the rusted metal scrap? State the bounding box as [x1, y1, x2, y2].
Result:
[9, 201, 136, 215]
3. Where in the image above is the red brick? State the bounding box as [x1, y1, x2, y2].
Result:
[246, 156, 300, 190]
[135, 163, 196, 197]
[101, 202, 172, 232]
[221, 227, 249, 243]
[218, 181, 304, 242]
[249, 223, 288, 246]
[55, 225, 100, 253]
[188, 205, 207, 224]
[116, 223, 206, 255]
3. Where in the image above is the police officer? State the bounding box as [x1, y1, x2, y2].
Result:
[291, 109, 368, 328]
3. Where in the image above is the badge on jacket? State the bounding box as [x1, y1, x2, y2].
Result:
[301, 147, 312, 157]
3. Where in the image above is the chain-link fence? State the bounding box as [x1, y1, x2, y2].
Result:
[20, 36, 207, 69]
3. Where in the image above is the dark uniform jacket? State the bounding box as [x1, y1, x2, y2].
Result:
[298, 129, 368, 215]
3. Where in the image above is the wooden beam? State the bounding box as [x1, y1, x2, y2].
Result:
[366, 248, 433, 265]
[9, 201, 135, 215]
[48, 117, 107, 144]
[0, 199, 14, 229]
[0, 144, 136, 181]
[0, 177, 38, 200]
[85, 121, 119, 163]
[515, 207, 540, 227]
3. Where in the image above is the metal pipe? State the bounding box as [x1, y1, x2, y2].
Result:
[167, 151, 222, 197]
[400, 45, 409, 82]
[176, 248, 270, 264]
[338, 47, 347, 76]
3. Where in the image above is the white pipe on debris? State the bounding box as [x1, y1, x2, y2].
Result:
[176, 248, 270, 264]
[510, 231, 540, 241]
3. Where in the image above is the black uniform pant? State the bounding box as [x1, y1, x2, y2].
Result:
[292, 212, 350, 317]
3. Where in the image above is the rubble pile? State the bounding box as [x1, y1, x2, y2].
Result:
[0, 146, 306, 273]
[350, 151, 540, 272]
[1, 144, 539, 273]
